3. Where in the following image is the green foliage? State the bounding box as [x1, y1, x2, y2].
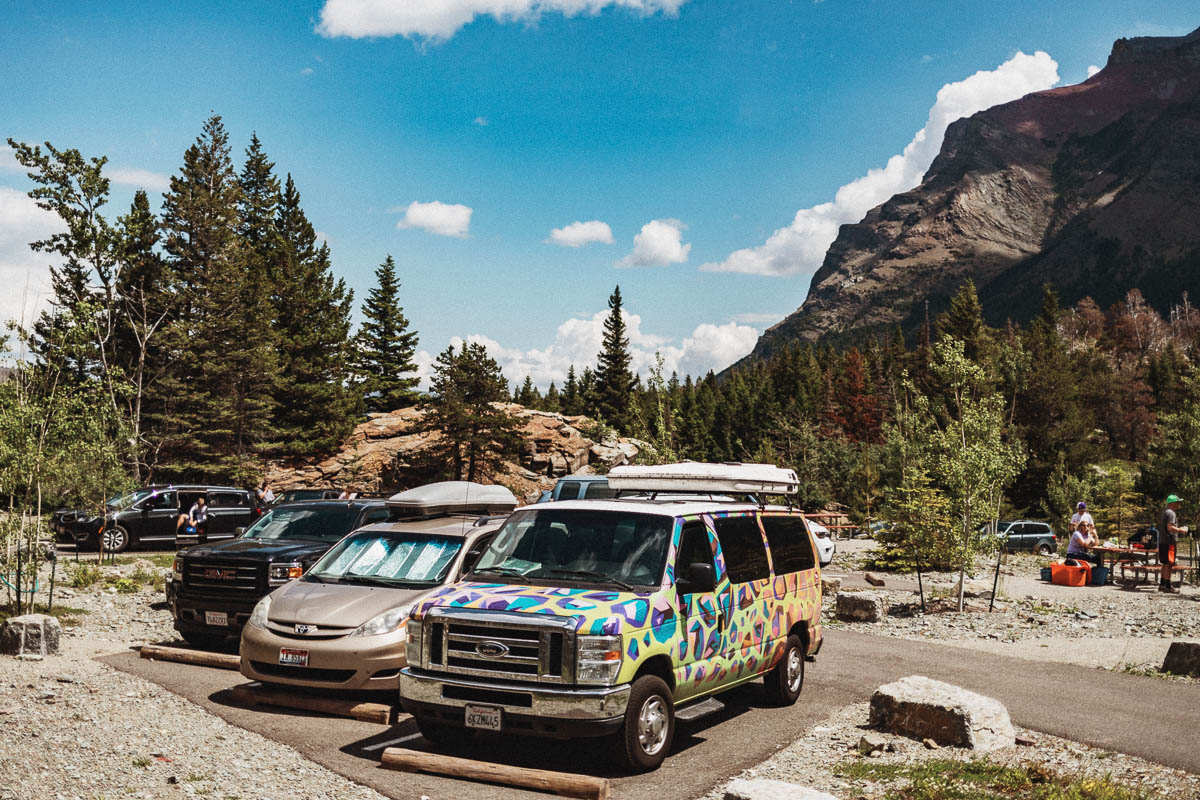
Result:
[354, 254, 420, 413]
[873, 470, 957, 572]
[70, 565, 104, 588]
[420, 342, 522, 482]
[594, 286, 635, 433]
[1142, 371, 1200, 508]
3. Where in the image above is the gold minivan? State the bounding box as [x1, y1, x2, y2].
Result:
[239, 482, 517, 691]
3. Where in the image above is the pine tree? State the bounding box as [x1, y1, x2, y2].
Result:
[543, 382, 561, 413]
[561, 365, 582, 415]
[421, 342, 522, 482]
[594, 285, 635, 433]
[936, 280, 989, 362]
[160, 115, 277, 482]
[269, 173, 356, 456]
[355, 255, 420, 412]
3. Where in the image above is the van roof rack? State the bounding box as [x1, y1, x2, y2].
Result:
[607, 462, 799, 496]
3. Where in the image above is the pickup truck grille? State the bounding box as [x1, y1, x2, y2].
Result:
[423, 610, 572, 684]
[182, 559, 262, 595]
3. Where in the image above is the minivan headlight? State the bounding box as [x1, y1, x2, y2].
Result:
[349, 604, 414, 638]
[576, 634, 622, 685]
[249, 595, 271, 628]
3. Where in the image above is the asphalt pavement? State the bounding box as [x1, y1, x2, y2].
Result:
[102, 629, 1200, 800]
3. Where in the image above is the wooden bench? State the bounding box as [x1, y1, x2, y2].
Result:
[1118, 562, 1194, 587]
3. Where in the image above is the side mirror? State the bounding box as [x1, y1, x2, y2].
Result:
[677, 562, 716, 594]
[234, 527, 245, 537]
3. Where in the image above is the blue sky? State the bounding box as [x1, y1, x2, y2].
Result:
[1, 2, 1195, 386]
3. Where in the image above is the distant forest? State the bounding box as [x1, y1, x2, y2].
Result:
[4, 114, 1200, 536]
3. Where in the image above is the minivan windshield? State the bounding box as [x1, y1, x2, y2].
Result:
[111, 489, 154, 511]
[242, 506, 361, 542]
[472, 508, 672, 589]
[306, 532, 463, 586]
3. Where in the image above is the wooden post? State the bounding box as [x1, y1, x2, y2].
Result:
[229, 684, 396, 725]
[380, 748, 610, 800]
[139, 644, 241, 670]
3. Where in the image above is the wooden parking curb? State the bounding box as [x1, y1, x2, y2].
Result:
[229, 684, 398, 725]
[380, 748, 610, 800]
[139, 644, 241, 670]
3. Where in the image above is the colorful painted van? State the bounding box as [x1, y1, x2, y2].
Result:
[398, 463, 822, 772]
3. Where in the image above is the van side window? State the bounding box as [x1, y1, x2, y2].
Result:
[675, 521, 713, 580]
[557, 481, 581, 500]
[713, 515, 770, 583]
[761, 516, 816, 574]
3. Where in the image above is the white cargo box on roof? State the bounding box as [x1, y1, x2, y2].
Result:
[606, 462, 799, 495]
[387, 481, 518, 516]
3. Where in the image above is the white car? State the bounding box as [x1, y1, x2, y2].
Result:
[807, 519, 835, 567]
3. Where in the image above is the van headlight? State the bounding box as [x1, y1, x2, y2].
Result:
[405, 618, 423, 665]
[349, 604, 414, 638]
[576, 635, 622, 685]
[249, 595, 271, 628]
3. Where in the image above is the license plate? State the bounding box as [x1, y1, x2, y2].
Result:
[204, 611, 228, 627]
[279, 648, 309, 667]
[465, 704, 502, 731]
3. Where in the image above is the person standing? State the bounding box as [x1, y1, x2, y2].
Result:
[1070, 501, 1093, 534]
[1159, 494, 1187, 593]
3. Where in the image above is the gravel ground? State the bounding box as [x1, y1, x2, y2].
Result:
[702, 701, 1200, 800]
[0, 556, 388, 800]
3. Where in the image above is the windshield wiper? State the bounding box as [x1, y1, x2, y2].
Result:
[336, 575, 393, 587]
[472, 565, 528, 577]
[534, 568, 636, 591]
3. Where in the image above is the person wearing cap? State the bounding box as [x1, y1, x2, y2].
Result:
[1159, 494, 1187, 593]
[1069, 501, 1094, 534]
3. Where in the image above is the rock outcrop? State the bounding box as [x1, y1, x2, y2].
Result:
[265, 404, 642, 503]
[742, 27, 1200, 361]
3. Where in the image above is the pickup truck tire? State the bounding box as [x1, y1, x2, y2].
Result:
[415, 717, 462, 747]
[102, 525, 131, 553]
[612, 675, 674, 773]
[181, 631, 227, 650]
[764, 633, 804, 705]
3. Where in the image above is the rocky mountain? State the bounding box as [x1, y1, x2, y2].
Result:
[265, 405, 642, 504]
[744, 27, 1200, 361]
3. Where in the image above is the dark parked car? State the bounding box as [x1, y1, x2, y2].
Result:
[989, 520, 1058, 555]
[169, 498, 390, 647]
[70, 485, 259, 553]
[272, 488, 340, 504]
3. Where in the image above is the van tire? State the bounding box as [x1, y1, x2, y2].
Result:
[612, 675, 674, 772]
[102, 525, 131, 553]
[764, 633, 804, 705]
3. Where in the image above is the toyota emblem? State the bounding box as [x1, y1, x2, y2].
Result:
[294, 624, 315, 635]
[475, 640, 509, 658]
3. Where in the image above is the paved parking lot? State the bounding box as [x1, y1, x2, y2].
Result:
[103, 629, 1200, 799]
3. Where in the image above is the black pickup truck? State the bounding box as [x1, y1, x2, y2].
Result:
[169, 499, 389, 647]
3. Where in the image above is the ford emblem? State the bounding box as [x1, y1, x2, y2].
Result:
[294, 624, 315, 635]
[475, 640, 509, 658]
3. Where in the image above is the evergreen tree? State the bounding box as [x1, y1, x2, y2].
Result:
[355, 255, 420, 412]
[543, 381, 561, 413]
[561, 365, 582, 415]
[936, 280, 989, 362]
[160, 115, 277, 482]
[421, 342, 522, 482]
[594, 285, 635, 433]
[269, 173, 356, 456]
[516, 375, 537, 407]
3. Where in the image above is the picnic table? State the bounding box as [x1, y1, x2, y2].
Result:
[1089, 546, 1155, 586]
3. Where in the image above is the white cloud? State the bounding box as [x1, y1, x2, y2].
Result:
[547, 220, 614, 248]
[395, 200, 473, 238]
[1086, 64, 1101, 78]
[301, 66, 315, 76]
[617, 218, 690, 267]
[415, 309, 757, 390]
[0, 185, 62, 329]
[701, 50, 1060, 277]
[473, 116, 489, 127]
[316, 0, 688, 41]
[0, 146, 21, 173]
[108, 168, 171, 192]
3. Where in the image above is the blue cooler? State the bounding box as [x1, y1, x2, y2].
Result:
[1040, 566, 1053, 582]
[1090, 566, 1109, 585]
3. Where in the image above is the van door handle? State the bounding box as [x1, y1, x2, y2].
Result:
[718, 611, 727, 631]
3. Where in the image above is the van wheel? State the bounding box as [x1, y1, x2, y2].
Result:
[611, 675, 674, 773]
[764, 634, 805, 706]
[102, 526, 131, 553]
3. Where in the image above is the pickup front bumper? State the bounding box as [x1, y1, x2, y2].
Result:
[399, 668, 630, 739]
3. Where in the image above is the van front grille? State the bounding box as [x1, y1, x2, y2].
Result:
[424, 613, 571, 684]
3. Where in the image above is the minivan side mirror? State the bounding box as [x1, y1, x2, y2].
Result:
[677, 562, 716, 594]
[234, 527, 245, 537]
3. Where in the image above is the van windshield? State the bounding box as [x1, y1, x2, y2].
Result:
[307, 532, 463, 586]
[472, 508, 672, 589]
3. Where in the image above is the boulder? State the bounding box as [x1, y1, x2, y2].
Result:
[1162, 641, 1200, 677]
[836, 592, 884, 622]
[869, 675, 1014, 751]
[724, 779, 840, 800]
[1, 614, 62, 657]
[856, 733, 887, 754]
[821, 576, 842, 596]
[864, 572, 886, 587]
